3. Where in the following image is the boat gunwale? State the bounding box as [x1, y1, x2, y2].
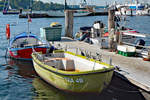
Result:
[9, 46, 49, 51]
[32, 51, 114, 76]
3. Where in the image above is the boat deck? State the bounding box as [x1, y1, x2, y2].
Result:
[41, 53, 110, 71]
[52, 37, 150, 92]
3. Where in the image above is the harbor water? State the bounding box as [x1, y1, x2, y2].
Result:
[0, 13, 149, 100]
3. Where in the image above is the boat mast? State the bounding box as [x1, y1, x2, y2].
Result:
[64, 0, 68, 10]
[8, 0, 11, 10]
[3, 0, 8, 11]
[29, 0, 33, 13]
[135, 0, 139, 4]
[80, 0, 87, 8]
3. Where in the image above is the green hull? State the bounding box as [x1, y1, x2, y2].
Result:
[32, 52, 114, 93]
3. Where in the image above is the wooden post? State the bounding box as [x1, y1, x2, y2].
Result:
[108, 10, 115, 50]
[108, 10, 115, 32]
[65, 10, 74, 38]
[131, 9, 133, 16]
[119, 31, 123, 45]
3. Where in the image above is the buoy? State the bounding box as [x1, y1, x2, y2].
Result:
[143, 58, 150, 61]
[6, 24, 10, 40]
[50, 22, 61, 27]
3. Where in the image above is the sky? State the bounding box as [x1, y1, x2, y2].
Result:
[40, 0, 149, 6]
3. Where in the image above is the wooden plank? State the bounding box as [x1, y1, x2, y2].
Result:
[115, 71, 150, 93]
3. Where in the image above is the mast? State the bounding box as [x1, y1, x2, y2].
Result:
[29, 0, 33, 13]
[80, 0, 87, 8]
[64, 0, 68, 10]
[135, 0, 139, 4]
[3, 0, 6, 11]
[8, 0, 10, 10]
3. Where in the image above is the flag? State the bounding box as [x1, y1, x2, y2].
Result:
[28, 14, 32, 22]
[6, 24, 10, 40]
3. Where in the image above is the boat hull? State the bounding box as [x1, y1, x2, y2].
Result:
[3, 12, 20, 15]
[32, 52, 114, 93]
[9, 47, 47, 60]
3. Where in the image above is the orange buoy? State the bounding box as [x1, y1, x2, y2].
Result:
[6, 24, 10, 40]
[143, 58, 150, 61]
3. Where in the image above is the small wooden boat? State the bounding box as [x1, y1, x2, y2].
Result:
[8, 32, 50, 60]
[32, 51, 114, 93]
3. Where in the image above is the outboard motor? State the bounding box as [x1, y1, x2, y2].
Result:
[49, 46, 55, 53]
[135, 39, 145, 49]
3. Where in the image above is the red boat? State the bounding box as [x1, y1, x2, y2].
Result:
[8, 32, 50, 60]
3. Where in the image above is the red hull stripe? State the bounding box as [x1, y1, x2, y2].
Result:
[9, 48, 47, 60]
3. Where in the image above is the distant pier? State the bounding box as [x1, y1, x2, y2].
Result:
[19, 11, 108, 18]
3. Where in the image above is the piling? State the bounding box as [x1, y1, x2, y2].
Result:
[65, 10, 74, 39]
[131, 9, 133, 16]
[108, 10, 115, 51]
[108, 10, 115, 31]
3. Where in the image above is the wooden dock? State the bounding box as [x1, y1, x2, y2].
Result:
[19, 12, 108, 18]
[52, 37, 150, 93]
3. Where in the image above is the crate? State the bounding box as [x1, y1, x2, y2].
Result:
[117, 45, 136, 57]
[40, 26, 62, 41]
[117, 45, 136, 52]
[118, 50, 135, 57]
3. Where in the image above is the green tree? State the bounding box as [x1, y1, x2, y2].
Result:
[0, 0, 64, 11]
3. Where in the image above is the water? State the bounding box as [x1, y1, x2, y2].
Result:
[0, 13, 149, 100]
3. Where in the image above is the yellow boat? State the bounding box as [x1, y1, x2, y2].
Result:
[31, 51, 114, 93]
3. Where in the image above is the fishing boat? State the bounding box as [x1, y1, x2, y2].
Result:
[114, 0, 149, 16]
[31, 50, 114, 93]
[3, 0, 20, 15]
[46, 0, 91, 17]
[5, 14, 51, 60]
[46, 9, 91, 17]
[7, 32, 50, 60]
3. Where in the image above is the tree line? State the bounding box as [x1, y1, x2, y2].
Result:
[0, 0, 64, 11]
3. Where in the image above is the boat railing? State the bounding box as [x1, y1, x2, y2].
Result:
[57, 44, 103, 61]
[119, 31, 150, 51]
[122, 42, 150, 49]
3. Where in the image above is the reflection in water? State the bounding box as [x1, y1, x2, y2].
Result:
[7, 59, 37, 78]
[4, 59, 146, 100]
[0, 14, 150, 100]
[32, 76, 146, 100]
[0, 59, 36, 100]
[32, 77, 101, 100]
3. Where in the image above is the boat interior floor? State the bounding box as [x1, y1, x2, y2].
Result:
[11, 37, 43, 48]
[39, 53, 109, 72]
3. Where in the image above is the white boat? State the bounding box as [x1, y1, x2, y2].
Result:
[46, 0, 92, 17]
[3, 0, 20, 15]
[136, 9, 150, 16]
[114, 0, 149, 16]
[115, 8, 136, 16]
